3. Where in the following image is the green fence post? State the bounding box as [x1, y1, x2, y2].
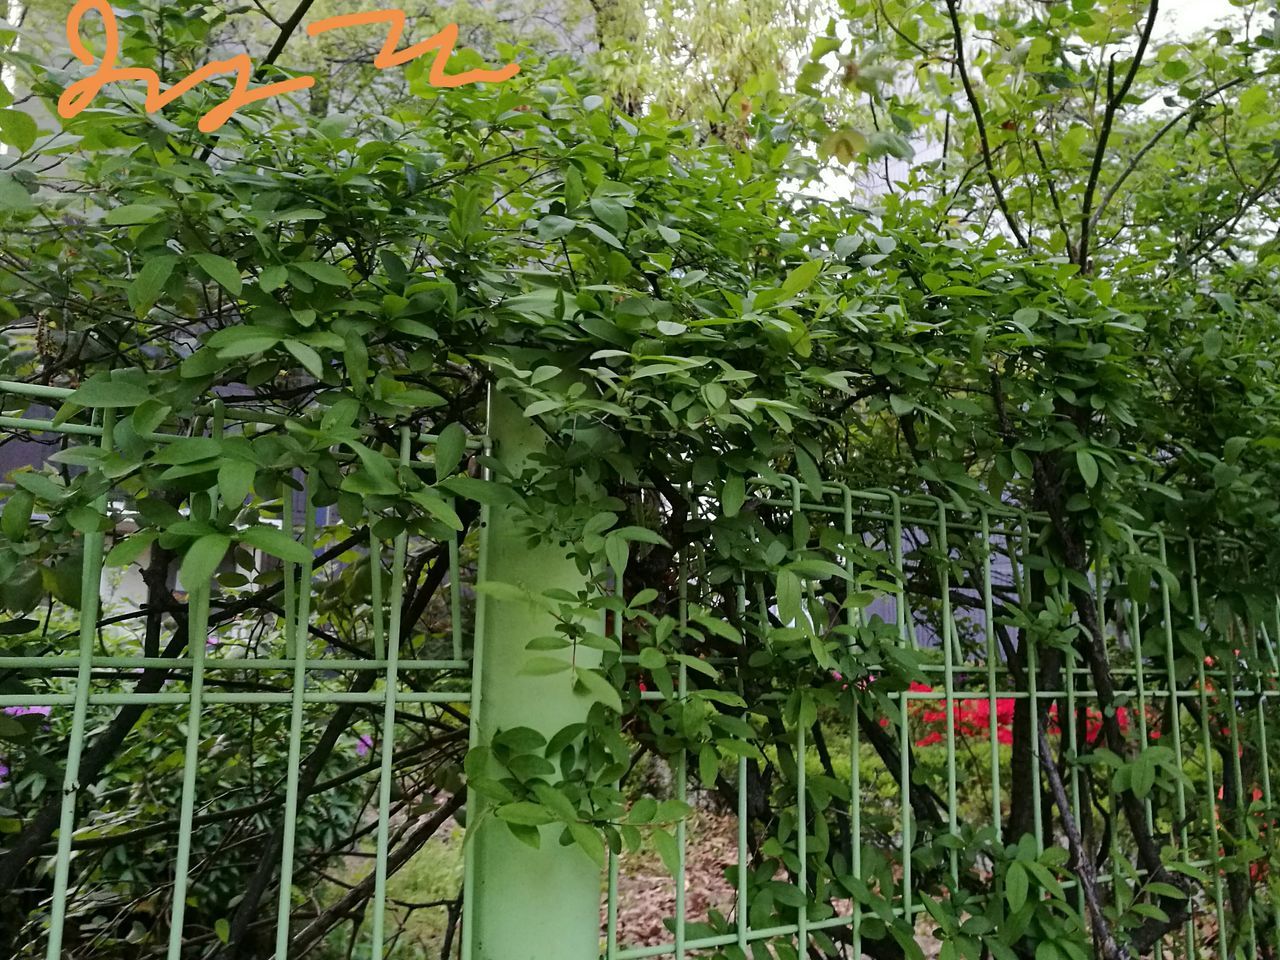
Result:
[464, 383, 604, 960]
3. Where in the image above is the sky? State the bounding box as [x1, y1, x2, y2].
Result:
[1155, 0, 1242, 38]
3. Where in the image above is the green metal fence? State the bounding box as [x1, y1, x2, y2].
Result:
[0, 380, 477, 959]
[2, 379, 1279, 960]
[602, 482, 1280, 960]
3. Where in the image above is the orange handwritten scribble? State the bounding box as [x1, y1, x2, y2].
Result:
[306, 11, 520, 87]
[56, 0, 520, 133]
[58, 0, 314, 132]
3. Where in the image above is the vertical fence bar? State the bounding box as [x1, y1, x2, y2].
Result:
[45, 409, 114, 960]
[890, 494, 912, 924]
[1189, 539, 1230, 960]
[675, 548, 689, 960]
[274, 471, 316, 958]
[166, 402, 223, 956]
[605, 551, 627, 960]
[736, 574, 750, 958]
[1018, 514, 1044, 853]
[1224, 638, 1257, 960]
[1255, 615, 1280, 954]
[981, 511, 1001, 842]
[935, 503, 960, 888]
[1060, 576, 1084, 923]
[844, 489, 863, 957]
[370, 428, 412, 957]
[459, 432, 494, 960]
[1156, 533, 1193, 960]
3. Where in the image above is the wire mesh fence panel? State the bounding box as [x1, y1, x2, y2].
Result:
[0, 381, 477, 960]
[5, 379, 1280, 960]
[600, 480, 1280, 960]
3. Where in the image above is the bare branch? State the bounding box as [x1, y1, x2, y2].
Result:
[942, 0, 1029, 249]
[1078, 0, 1160, 270]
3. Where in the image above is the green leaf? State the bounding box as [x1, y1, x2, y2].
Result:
[638, 647, 665, 670]
[193, 254, 243, 296]
[239, 526, 312, 565]
[219, 338, 281, 361]
[70, 372, 151, 408]
[698, 744, 719, 786]
[1239, 83, 1268, 114]
[260, 265, 288, 292]
[590, 197, 628, 234]
[105, 203, 164, 226]
[1224, 436, 1249, 464]
[0, 108, 37, 152]
[652, 827, 680, 877]
[106, 532, 157, 568]
[0, 173, 32, 212]
[284, 340, 324, 378]
[605, 534, 629, 578]
[129, 256, 179, 313]
[495, 801, 555, 826]
[611, 526, 669, 546]
[412, 490, 463, 531]
[292, 261, 351, 287]
[780, 258, 824, 298]
[1131, 755, 1155, 799]
[179, 534, 230, 589]
[215, 919, 230, 945]
[506, 822, 541, 849]
[537, 215, 576, 240]
[567, 822, 606, 865]
[1006, 862, 1029, 912]
[68, 505, 106, 533]
[531, 783, 578, 822]
[581, 221, 624, 249]
[217, 460, 256, 507]
[574, 666, 623, 713]
[439, 475, 517, 506]
[776, 569, 803, 625]
[627, 797, 658, 824]
[722, 474, 746, 518]
[655, 799, 691, 822]
[1076, 449, 1099, 488]
[2, 490, 33, 541]
[1203, 328, 1223, 359]
[435, 423, 467, 479]
[521, 656, 571, 676]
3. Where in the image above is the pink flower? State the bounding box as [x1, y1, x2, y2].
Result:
[355, 734, 373, 757]
[3, 706, 50, 717]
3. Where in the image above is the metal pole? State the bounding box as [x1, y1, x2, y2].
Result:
[464, 383, 603, 960]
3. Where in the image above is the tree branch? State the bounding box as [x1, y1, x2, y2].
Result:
[1090, 76, 1247, 235]
[1078, 0, 1160, 270]
[942, 0, 1029, 250]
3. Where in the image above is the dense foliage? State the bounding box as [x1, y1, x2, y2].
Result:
[3, 0, 1280, 957]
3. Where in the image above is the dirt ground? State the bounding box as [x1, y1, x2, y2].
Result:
[602, 809, 946, 957]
